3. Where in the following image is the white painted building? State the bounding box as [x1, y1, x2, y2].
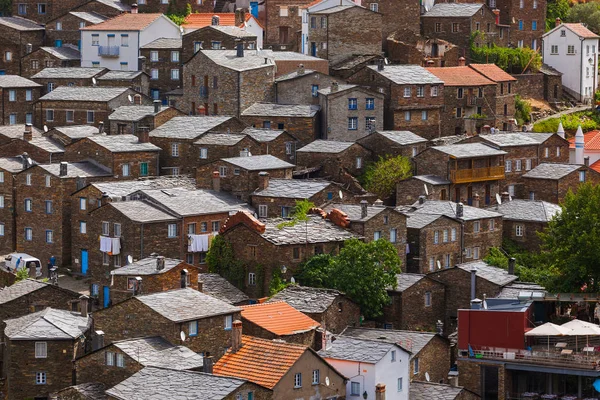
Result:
[542, 21, 600, 103]
[80, 10, 181, 71]
[301, 0, 359, 55]
[319, 336, 410, 400]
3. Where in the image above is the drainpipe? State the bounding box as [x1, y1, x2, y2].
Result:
[580, 38, 584, 103]
[237, 71, 241, 117]
[140, 222, 144, 258]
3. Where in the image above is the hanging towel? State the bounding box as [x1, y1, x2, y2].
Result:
[111, 238, 121, 255]
[100, 236, 112, 253]
[199, 234, 209, 252]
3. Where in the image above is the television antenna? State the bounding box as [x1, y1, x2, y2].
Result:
[384, 57, 390, 65]
[92, 77, 97, 86]
[127, 255, 133, 264]
[338, 190, 343, 200]
[128, 94, 133, 103]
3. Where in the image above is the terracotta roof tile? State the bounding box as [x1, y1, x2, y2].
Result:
[81, 13, 163, 31]
[214, 335, 306, 389]
[591, 159, 600, 173]
[563, 23, 599, 39]
[469, 63, 517, 82]
[245, 13, 264, 29]
[568, 130, 600, 150]
[241, 301, 320, 336]
[426, 66, 496, 86]
[183, 13, 236, 28]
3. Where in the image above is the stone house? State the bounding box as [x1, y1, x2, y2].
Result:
[267, 285, 361, 334]
[341, 327, 451, 384]
[0, 17, 44, 76]
[0, 124, 43, 145]
[264, 0, 313, 51]
[15, 161, 113, 268]
[426, 65, 498, 136]
[45, 11, 108, 48]
[0, 156, 27, 254]
[317, 83, 384, 141]
[74, 336, 204, 389]
[410, 381, 480, 399]
[241, 102, 320, 146]
[31, 67, 107, 94]
[347, 64, 445, 140]
[140, 38, 182, 102]
[92, 288, 241, 358]
[296, 140, 372, 178]
[181, 25, 257, 62]
[0, 125, 66, 163]
[522, 162, 600, 203]
[360, 0, 420, 42]
[385, 273, 446, 332]
[214, 333, 346, 399]
[181, 49, 276, 117]
[108, 102, 184, 136]
[149, 115, 247, 176]
[240, 301, 320, 347]
[105, 366, 270, 400]
[357, 130, 428, 160]
[266, 50, 329, 77]
[193, 133, 262, 167]
[396, 174, 452, 206]
[198, 272, 250, 305]
[218, 210, 357, 298]
[243, 127, 299, 164]
[307, 4, 382, 65]
[495, 0, 546, 50]
[20, 45, 81, 78]
[95, 70, 150, 96]
[63, 134, 161, 178]
[275, 67, 342, 105]
[386, 28, 460, 67]
[182, 11, 264, 49]
[11, 0, 87, 24]
[34, 86, 152, 130]
[195, 155, 294, 201]
[68, 0, 130, 19]
[2, 308, 91, 400]
[0, 76, 41, 126]
[469, 63, 517, 130]
[53, 383, 108, 399]
[251, 177, 351, 218]
[488, 199, 560, 251]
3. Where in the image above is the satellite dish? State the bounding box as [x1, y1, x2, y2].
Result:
[437, 260, 442, 270]
[92, 77, 97, 86]
[495, 193, 502, 205]
[127, 255, 133, 264]
[509, 195, 513, 202]
[384, 57, 390, 65]
[290, 277, 296, 284]
[338, 190, 343, 200]
[325, 377, 330, 386]
[43, 125, 48, 133]
[180, 331, 186, 341]
[483, 299, 488, 310]
[425, 372, 430, 382]
[423, 184, 429, 196]
[128, 94, 133, 103]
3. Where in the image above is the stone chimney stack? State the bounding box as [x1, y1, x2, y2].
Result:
[258, 171, 269, 190]
[98, 121, 104, 134]
[585, 156, 590, 167]
[23, 123, 33, 141]
[508, 257, 516, 275]
[153, 99, 161, 114]
[138, 127, 150, 143]
[375, 384, 386, 400]
[203, 356, 214, 373]
[298, 64, 305, 75]
[331, 81, 339, 92]
[232, 320, 242, 352]
[212, 171, 220, 192]
[458, 56, 466, 66]
[79, 295, 89, 317]
[360, 200, 368, 219]
[470, 266, 477, 300]
[501, 191, 510, 202]
[156, 256, 165, 271]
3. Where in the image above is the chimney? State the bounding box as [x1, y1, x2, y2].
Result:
[138, 56, 146, 72]
[212, 171, 220, 192]
[508, 257, 516, 275]
[156, 256, 165, 271]
[377, 59, 384, 71]
[373, 199, 384, 207]
[418, 195, 426, 205]
[493, 9, 500, 25]
[197, 104, 206, 116]
[21, 152, 30, 170]
[481, 125, 491, 135]
[360, 200, 368, 218]
[153, 99, 161, 113]
[470, 298, 482, 309]
[198, 279, 203, 292]
[472, 193, 480, 208]
[235, 8, 245, 26]
[23, 123, 32, 142]
[331, 81, 339, 92]
[59, 162, 68, 177]
[448, 371, 459, 387]
[138, 127, 150, 143]
[26, 43, 32, 54]
[584, 156, 590, 167]
[556, 17, 561, 27]
[501, 191, 510, 202]
[470, 266, 477, 300]
[232, 320, 242, 352]
[456, 202, 464, 218]
[98, 121, 104, 135]
[258, 171, 270, 190]
[575, 125, 585, 165]
[133, 277, 142, 295]
[458, 56, 466, 66]
[556, 121, 565, 139]
[79, 295, 89, 317]
[298, 64, 305, 75]
[100, 192, 110, 206]
[236, 40, 244, 58]
[436, 319, 444, 335]
[375, 384, 386, 400]
[93, 330, 105, 351]
[131, 3, 138, 13]
[203, 356, 214, 373]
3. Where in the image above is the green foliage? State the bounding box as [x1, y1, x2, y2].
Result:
[166, 2, 192, 25]
[206, 235, 245, 288]
[470, 32, 542, 73]
[546, 0, 570, 31]
[567, 3, 600, 34]
[467, 113, 488, 119]
[167, 14, 187, 25]
[515, 95, 532, 125]
[0, 0, 11, 16]
[359, 155, 412, 200]
[533, 111, 600, 134]
[268, 269, 290, 296]
[277, 199, 315, 228]
[15, 268, 29, 282]
[484, 245, 555, 287]
[298, 239, 402, 319]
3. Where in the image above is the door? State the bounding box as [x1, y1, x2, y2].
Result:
[103, 286, 110, 308]
[310, 42, 317, 57]
[81, 249, 88, 275]
[467, 186, 473, 206]
[54, 39, 62, 47]
[250, 1, 258, 18]
[485, 184, 491, 205]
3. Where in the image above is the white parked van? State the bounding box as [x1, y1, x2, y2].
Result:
[5, 253, 42, 277]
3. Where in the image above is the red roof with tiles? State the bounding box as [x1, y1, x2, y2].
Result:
[568, 130, 600, 150]
[563, 23, 599, 39]
[591, 159, 600, 173]
[426, 66, 496, 86]
[240, 301, 320, 336]
[469, 63, 517, 82]
[81, 13, 163, 30]
[183, 13, 237, 28]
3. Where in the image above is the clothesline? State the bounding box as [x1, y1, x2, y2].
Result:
[99, 236, 121, 255]
[187, 232, 217, 253]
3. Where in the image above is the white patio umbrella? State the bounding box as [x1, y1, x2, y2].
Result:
[525, 322, 570, 351]
[562, 319, 600, 349]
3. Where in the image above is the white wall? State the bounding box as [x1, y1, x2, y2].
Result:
[324, 359, 376, 399]
[569, 148, 600, 164]
[245, 16, 263, 48]
[139, 16, 181, 48]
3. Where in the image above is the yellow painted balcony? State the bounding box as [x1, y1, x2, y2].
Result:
[450, 166, 505, 184]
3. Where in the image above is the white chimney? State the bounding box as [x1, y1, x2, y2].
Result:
[556, 121, 565, 139]
[575, 125, 585, 165]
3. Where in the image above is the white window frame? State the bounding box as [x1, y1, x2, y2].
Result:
[36, 372, 46, 385]
[258, 204, 268, 218]
[312, 369, 320, 384]
[171, 143, 179, 157]
[199, 147, 208, 159]
[167, 223, 177, 238]
[294, 372, 302, 388]
[35, 342, 47, 358]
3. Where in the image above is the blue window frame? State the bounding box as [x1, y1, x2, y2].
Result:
[532, 20, 537, 30]
[348, 98, 357, 110]
[311, 84, 318, 97]
[189, 320, 198, 336]
[518, 20, 523, 30]
[348, 117, 358, 130]
[327, 192, 333, 200]
[366, 98, 375, 110]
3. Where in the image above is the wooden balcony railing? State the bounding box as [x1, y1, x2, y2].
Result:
[450, 165, 505, 183]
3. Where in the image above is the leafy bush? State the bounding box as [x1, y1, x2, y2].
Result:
[546, 0, 570, 31]
[533, 111, 600, 134]
[359, 155, 412, 200]
[470, 33, 542, 73]
[567, 2, 600, 34]
[15, 268, 29, 282]
[515, 95, 532, 125]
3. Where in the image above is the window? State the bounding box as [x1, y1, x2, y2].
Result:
[36, 372, 46, 384]
[356, 157, 362, 169]
[310, 16, 316, 28]
[556, 146, 561, 157]
[35, 342, 47, 358]
[348, 117, 357, 130]
[466, 247, 472, 258]
[171, 143, 179, 157]
[200, 222, 208, 233]
[286, 142, 293, 155]
[116, 353, 124, 367]
[568, 45, 575, 55]
[348, 98, 357, 110]
[473, 246, 480, 259]
[405, 111, 411, 121]
[150, 50, 159, 62]
[194, 42, 203, 52]
[46, 230, 53, 243]
[8, 90, 15, 102]
[312, 369, 320, 385]
[366, 98, 375, 109]
[457, 88, 464, 99]
[79, 21, 85, 28]
[64, 109, 75, 122]
[421, 110, 428, 121]
[532, 20, 537, 30]
[171, 69, 180, 80]
[429, 257, 435, 272]
[351, 382, 360, 395]
[114, 223, 121, 237]
[258, 204, 268, 218]
[476, 22, 480, 31]
[0, 196, 4, 209]
[121, 34, 128, 46]
[443, 229, 448, 242]
[431, 86, 438, 97]
[198, 148, 208, 160]
[544, 147, 549, 158]
[455, 107, 463, 117]
[87, 111, 94, 123]
[518, 20, 523, 30]
[505, 160, 512, 172]
[18, 3, 26, 14]
[445, 253, 450, 267]
[211, 41, 221, 49]
[26, 113, 32, 124]
[452, 23, 459, 32]
[413, 357, 419, 374]
[416, 86, 424, 97]
[533, 0, 537, 7]
[25, 198, 32, 212]
[248, 272, 256, 285]
[225, 315, 233, 330]
[435, 22, 441, 32]
[45, 200, 52, 214]
[212, 221, 220, 231]
[403, 87, 411, 97]
[390, 228, 397, 243]
[311, 85, 319, 97]
[9, 114, 16, 125]
[0, 171, 4, 183]
[489, 219, 495, 231]
[434, 230, 439, 244]
[280, 6, 288, 16]
[374, 231, 381, 240]
[46, 109, 54, 122]
[551, 45, 558, 55]
[294, 373, 302, 388]
[580, 170, 586, 182]
[140, 162, 148, 177]
[169, 51, 180, 63]
[25, 227, 32, 241]
[515, 160, 522, 171]
[526, 159, 532, 170]
[38, 3, 46, 13]
[369, 2, 378, 11]
[390, 350, 396, 362]
[412, 147, 418, 157]
[320, 16, 327, 28]
[219, 166, 227, 177]
[102, 221, 109, 236]
[451, 227, 457, 241]
[122, 164, 130, 177]
[366, 117, 376, 131]
[80, 221, 87, 234]
[519, 0, 524, 7]
[425, 291, 431, 307]
[508, 185, 515, 196]
[397, 377, 403, 392]
[106, 351, 116, 366]
[168, 224, 177, 238]
[92, 34, 99, 46]
[188, 320, 198, 336]
[150, 69, 159, 80]
[473, 221, 480, 233]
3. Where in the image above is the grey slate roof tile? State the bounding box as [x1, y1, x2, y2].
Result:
[406, 213, 449, 229]
[266, 285, 343, 313]
[261, 214, 358, 245]
[111, 257, 182, 276]
[94, 0, 130, 11]
[393, 273, 425, 292]
[0, 156, 28, 173]
[241, 103, 319, 117]
[86, 134, 161, 152]
[140, 37, 182, 49]
[522, 162, 582, 179]
[0, 16, 44, 31]
[87, 176, 196, 198]
[194, 133, 248, 145]
[324, 203, 386, 222]
[27, 136, 66, 153]
[457, 260, 518, 286]
[312, 4, 360, 14]
[488, 199, 561, 222]
[198, 273, 249, 305]
[297, 140, 354, 153]
[109, 105, 168, 122]
[496, 282, 546, 299]
[275, 69, 317, 82]
[52, 125, 99, 139]
[109, 200, 178, 222]
[210, 25, 256, 37]
[0, 124, 43, 139]
[406, 200, 502, 221]
[371, 130, 428, 145]
[105, 367, 247, 399]
[38, 161, 111, 178]
[253, 178, 333, 199]
[69, 11, 108, 24]
[4, 308, 90, 340]
[242, 127, 286, 142]
[423, 3, 483, 17]
[476, 132, 554, 147]
[319, 336, 399, 363]
[112, 337, 204, 369]
[410, 381, 466, 400]
[149, 116, 234, 139]
[32, 67, 105, 79]
[317, 84, 359, 95]
[367, 65, 444, 85]
[136, 288, 240, 322]
[412, 175, 452, 185]
[264, 50, 324, 61]
[0, 279, 47, 304]
[97, 70, 143, 80]
[341, 327, 437, 358]
[200, 49, 275, 72]
[222, 154, 294, 171]
[0, 75, 41, 88]
[39, 86, 130, 102]
[432, 143, 507, 158]
[56, 382, 107, 400]
[39, 45, 81, 60]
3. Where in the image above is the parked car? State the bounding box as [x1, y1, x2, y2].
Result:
[5, 253, 42, 277]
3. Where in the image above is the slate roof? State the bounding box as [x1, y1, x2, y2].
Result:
[275, 69, 317, 82]
[210, 25, 256, 37]
[221, 154, 294, 171]
[241, 301, 320, 335]
[267, 285, 344, 313]
[241, 103, 319, 118]
[149, 116, 234, 139]
[138, 187, 252, 216]
[367, 65, 444, 85]
[317, 84, 359, 95]
[260, 214, 358, 245]
[109, 200, 177, 223]
[252, 178, 333, 199]
[135, 288, 240, 322]
[426, 66, 496, 86]
[140, 37, 182, 49]
[4, 308, 90, 340]
[0, 279, 48, 304]
[39, 45, 81, 60]
[469, 63, 517, 82]
[194, 133, 248, 145]
[112, 337, 204, 369]
[341, 327, 437, 357]
[198, 273, 249, 304]
[324, 203, 386, 222]
[109, 105, 168, 121]
[214, 335, 307, 389]
[477, 132, 554, 147]
[56, 383, 107, 400]
[407, 200, 502, 221]
[69, 11, 108, 24]
[371, 130, 428, 145]
[432, 143, 506, 158]
[39, 86, 130, 102]
[27, 136, 66, 153]
[200, 50, 274, 72]
[93, 0, 130, 11]
[297, 140, 354, 153]
[457, 260, 518, 286]
[496, 282, 546, 299]
[0, 156, 28, 173]
[110, 257, 182, 276]
[86, 134, 161, 152]
[522, 163, 582, 180]
[32, 67, 105, 79]
[242, 127, 287, 142]
[106, 367, 248, 400]
[81, 13, 164, 31]
[423, 3, 484, 17]
[96, 70, 143, 80]
[394, 273, 426, 292]
[410, 381, 466, 400]
[38, 161, 110, 178]
[406, 213, 451, 229]
[412, 175, 451, 185]
[312, 4, 361, 14]
[52, 125, 99, 139]
[86, 176, 196, 198]
[0, 75, 41, 88]
[0, 16, 44, 31]
[489, 199, 561, 222]
[263, 50, 323, 61]
[0, 124, 43, 139]
[319, 336, 400, 363]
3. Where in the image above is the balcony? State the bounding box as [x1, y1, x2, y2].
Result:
[450, 165, 505, 184]
[98, 46, 119, 57]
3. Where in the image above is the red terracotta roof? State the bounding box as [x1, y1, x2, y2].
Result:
[240, 301, 320, 336]
[469, 63, 517, 82]
[426, 66, 495, 86]
[568, 130, 600, 150]
[591, 159, 600, 173]
[214, 335, 306, 389]
[81, 13, 163, 31]
[563, 23, 599, 39]
[183, 13, 237, 28]
[244, 13, 265, 29]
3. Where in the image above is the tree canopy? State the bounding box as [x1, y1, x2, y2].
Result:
[547, 0, 570, 31]
[360, 155, 412, 200]
[567, 3, 600, 34]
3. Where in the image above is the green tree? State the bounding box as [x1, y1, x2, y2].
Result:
[277, 199, 315, 228]
[470, 32, 542, 73]
[567, 3, 600, 34]
[546, 0, 570, 31]
[268, 269, 290, 296]
[360, 155, 412, 200]
[515, 95, 532, 125]
[298, 254, 334, 288]
[206, 235, 245, 288]
[14, 268, 29, 282]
